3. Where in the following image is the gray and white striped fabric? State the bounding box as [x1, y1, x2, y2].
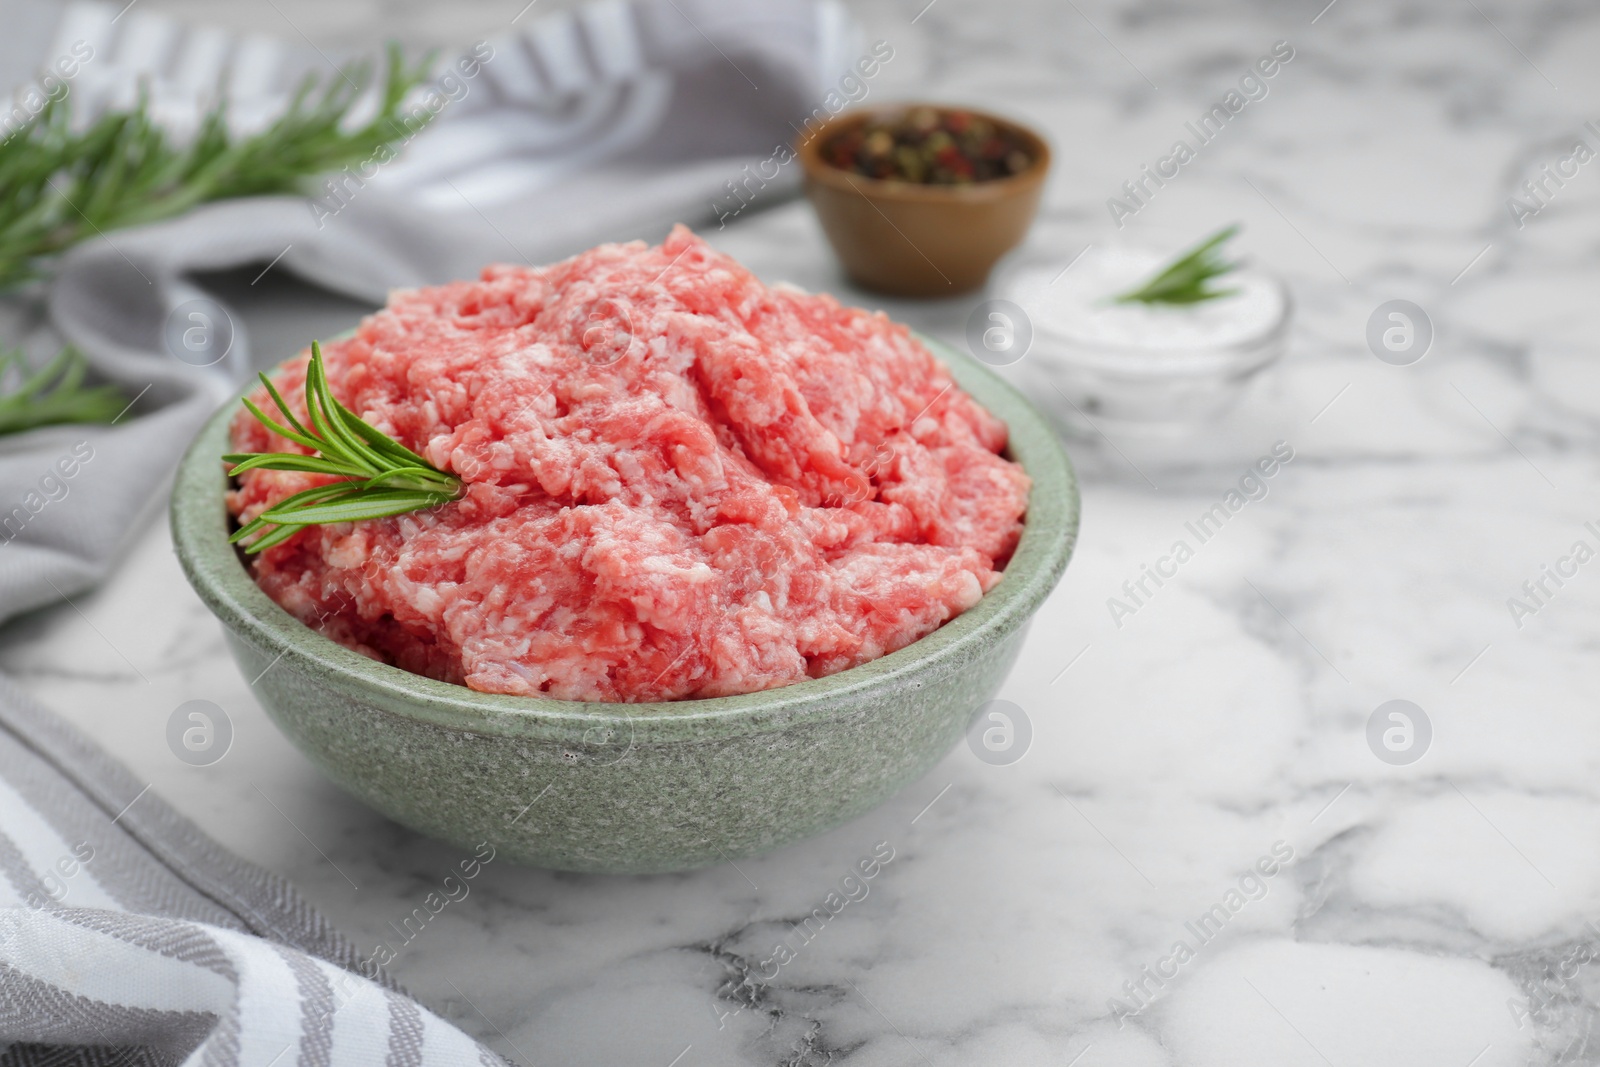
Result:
[0, 673, 504, 1064]
[0, 0, 861, 1060]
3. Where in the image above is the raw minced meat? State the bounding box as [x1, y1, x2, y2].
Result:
[227, 226, 1030, 702]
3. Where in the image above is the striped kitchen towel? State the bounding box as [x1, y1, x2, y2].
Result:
[0, 672, 505, 1065]
[0, 1, 865, 1058]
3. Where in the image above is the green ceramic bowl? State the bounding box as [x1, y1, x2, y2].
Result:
[171, 336, 1078, 873]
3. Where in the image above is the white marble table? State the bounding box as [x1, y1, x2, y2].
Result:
[5, 0, 1600, 1063]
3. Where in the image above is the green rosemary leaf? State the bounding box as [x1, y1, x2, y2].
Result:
[229, 482, 359, 545]
[219, 452, 370, 478]
[36, 348, 83, 394]
[258, 374, 313, 441]
[1113, 224, 1242, 306]
[0, 345, 127, 436]
[362, 466, 459, 494]
[239, 393, 322, 453]
[227, 341, 463, 552]
[300, 347, 363, 462]
[232, 521, 306, 554]
[259, 488, 454, 526]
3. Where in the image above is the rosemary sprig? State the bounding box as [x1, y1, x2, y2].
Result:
[0, 43, 433, 290]
[1113, 224, 1242, 305]
[225, 341, 461, 553]
[0, 345, 127, 435]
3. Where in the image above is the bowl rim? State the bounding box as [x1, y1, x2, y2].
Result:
[171, 333, 1079, 744]
[795, 102, 1052, 204]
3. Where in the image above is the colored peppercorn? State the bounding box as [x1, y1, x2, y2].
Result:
[821, 107, 1033, 185]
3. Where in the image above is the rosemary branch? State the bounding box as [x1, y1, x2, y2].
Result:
[0, 43, 433, 291]
[225, 341, 462, 553]
[1113, 224, 1242, 305]
[0, 345, 126, 435]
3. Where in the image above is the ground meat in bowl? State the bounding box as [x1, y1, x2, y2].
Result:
[227, 226, 1030, 701]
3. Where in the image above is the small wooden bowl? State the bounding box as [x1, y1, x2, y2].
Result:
[797, 104, 1051, 298]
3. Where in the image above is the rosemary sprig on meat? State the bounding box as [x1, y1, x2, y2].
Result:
[225, 341, 461, 553]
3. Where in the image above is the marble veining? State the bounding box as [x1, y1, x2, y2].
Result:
[4, 0, 1600, 1063]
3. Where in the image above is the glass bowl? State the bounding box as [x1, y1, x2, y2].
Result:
[998, 244, 1293, 433]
